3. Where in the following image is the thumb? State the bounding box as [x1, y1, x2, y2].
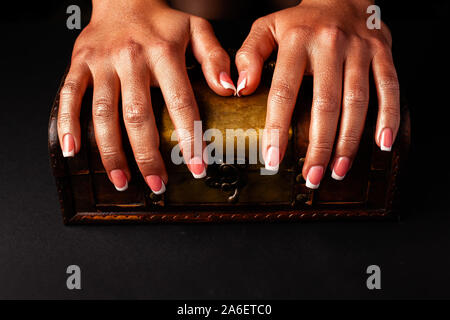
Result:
[235, 17, 276, 96]
[190, 16, 235, 96]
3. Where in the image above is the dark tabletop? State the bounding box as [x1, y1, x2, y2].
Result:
[0, 1, 449, 299]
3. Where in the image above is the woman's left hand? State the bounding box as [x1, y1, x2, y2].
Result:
[235, 0, 399, 188]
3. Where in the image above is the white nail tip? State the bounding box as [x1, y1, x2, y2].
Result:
[380, 130, 392, 152]
[220, 79, 236, 94]
[265, 146, 280, 172]
[265, 163, 279, 172]
[152, 181, 166, 195]
[191, 167, 206, 179]
[331, 170, 345, 181]
[192, 169, 207, 179]
[62, 150, 74, 158]
[114, 181, 128, 192]
[236, 77, 247, 97]
[305, 177, 320, 189]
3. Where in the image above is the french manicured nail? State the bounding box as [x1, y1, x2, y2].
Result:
[236, 70, 247, 96]
[331, 157, 351, 181]
[380, 128, 393, 151]
[305, 165, 324, 189]
[265, 146, 279, 172]
[110, 169, 128, 191]
[219, 72, 236, 94]
[146, 175, 166, 195]
[188, 156, 206, 179]
[62, 133, 75, 157]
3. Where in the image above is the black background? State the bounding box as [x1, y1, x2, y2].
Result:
[0, 1, 449, 299]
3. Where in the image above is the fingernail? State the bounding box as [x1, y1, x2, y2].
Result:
[110, 169, 128, 191]
[188, 156, 206, 179]
[265, 146, 279, 172]
[62, 133, 75, 157]
[146, 175, 166, 195]
[305, 165, 324, 189]
[331, 157, 351, 181]
[236, 71, 247, 97]
[380, 128, 393, 152]
[219, 72, 236, 94]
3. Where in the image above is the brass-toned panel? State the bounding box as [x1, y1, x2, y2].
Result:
[166, 170, 292, 205]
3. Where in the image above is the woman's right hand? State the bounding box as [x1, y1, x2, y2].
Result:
[57, 0, 234, 193]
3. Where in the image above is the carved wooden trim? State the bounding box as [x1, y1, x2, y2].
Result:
[69, 208, 391, 224]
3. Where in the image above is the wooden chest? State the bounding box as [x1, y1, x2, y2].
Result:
[48, 62, 410, 224]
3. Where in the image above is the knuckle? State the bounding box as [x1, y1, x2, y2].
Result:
[378, 75, 400, 92]
[370, 36, 391, 51]
[236, 18, 270, 64]
[270, 81, 296, 105]
[151, 41, 181, 65]
[118, 39, 145, 61]
[344, 87, 369, 109]
[60, 80, 81, 98]
[193, 16, 211, 29]
[265, 121, 289, 140]
[350, 36, 370, 52]
[310, 141, 334, 155]
[207, 47, 228, 63]
[57, 111, 74, 127]
[265, 121, 284, 132]
[282, 27, 309, 46]
[177, 134, 195, 148]
[313, 93, 339, 113]
[168, 93, 195, 116]
[93, 98, 115, 121]
[251, 17, 266, 31]
[72, 46, 94, 62]
[134, 152, 160, 167]
[316, 25, 347, 48]
[154, 40, 179, 54]
[235, 47, 253, 63]
[100, 148, 122, 164]
[382, 105, 400, 119]
[339, 133, 361, 148]
[123, 102, 149, 125]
